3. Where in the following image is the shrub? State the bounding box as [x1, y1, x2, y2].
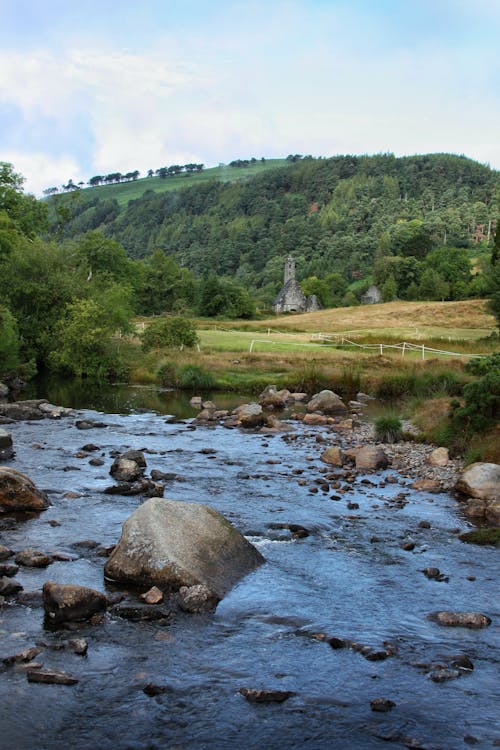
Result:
[157, 361, 180, 387]
[374, 415, 404, 443]
[178, 364, 216, 390]
[141, 317, 199, 352]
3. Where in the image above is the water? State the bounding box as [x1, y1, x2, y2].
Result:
[0, 391, 498, 750]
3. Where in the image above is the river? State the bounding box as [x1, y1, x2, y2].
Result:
[0, 386, 498, 749]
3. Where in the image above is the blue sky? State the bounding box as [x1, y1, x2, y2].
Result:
[1, 0, 499, 194]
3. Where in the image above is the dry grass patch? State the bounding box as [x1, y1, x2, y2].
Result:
[243, 299, 495, 337]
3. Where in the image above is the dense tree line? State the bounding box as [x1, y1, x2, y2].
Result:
[0, 161, 254, 382]
[46, 153, 499, 308]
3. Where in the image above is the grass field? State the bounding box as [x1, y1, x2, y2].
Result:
[60, 159, 288, 208]
[193, 299, 497, 355]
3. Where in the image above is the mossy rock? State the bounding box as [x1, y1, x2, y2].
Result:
[459, 528, 500, 546]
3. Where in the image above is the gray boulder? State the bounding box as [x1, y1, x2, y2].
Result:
[104, 497, 265, 598]
[0, 467, 50, 512]
[0, 382, 9, 399]
[306, 390, 347, 416]
[455, 463, 500, 526]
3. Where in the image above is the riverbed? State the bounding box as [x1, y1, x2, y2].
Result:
[0, 394, 498, 750]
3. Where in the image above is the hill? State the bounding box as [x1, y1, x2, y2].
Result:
[48, 152, 499, 309]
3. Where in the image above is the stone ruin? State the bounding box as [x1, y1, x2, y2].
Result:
[273, 256, 321, 314]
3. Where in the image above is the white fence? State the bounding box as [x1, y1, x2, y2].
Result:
[248, 336, 486, 359]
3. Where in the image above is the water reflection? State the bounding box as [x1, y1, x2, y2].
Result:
[26, 375, 251, 418]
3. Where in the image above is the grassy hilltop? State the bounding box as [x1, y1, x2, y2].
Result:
[59, 159, 288, 208]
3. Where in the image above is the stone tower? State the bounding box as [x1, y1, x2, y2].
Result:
[284, 255, 295, 285]
[273, 255, 322, 314]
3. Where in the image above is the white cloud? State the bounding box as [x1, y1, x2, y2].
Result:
[0, 2, 498, 195]
[1, 151, 84, 196]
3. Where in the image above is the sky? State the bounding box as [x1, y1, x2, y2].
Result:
[1, 0, 499, 195]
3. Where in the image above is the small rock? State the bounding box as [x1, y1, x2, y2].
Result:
[412, 479, 440, 493]
[0, 563, 19, 577]
[0, 545, 13, 560]
[43, 581, 107, 624]
[320, 447, 344, 466]
[140, 586, 164, 605]
[239, 688, 295, 703]
[143, 683, 166, 696]
[428, 447, 449, 467]
[27, 668, 78, 685]
[428, 668, 460, 682]
[0, 576, 23, 596]
[3, 646, 42, 665]
[178, 584, 220, 613]
[370, 697, 396, 712]
[68, 638, 88, 655]
[431, 611, 491, 629]
[15, 548, 52, 568]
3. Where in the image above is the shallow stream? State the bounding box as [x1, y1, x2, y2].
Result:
[0, 387, 498, 749]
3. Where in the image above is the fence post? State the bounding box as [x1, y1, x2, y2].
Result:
[250, 340, 254, 353]
[402, 341, 406, 358]
[380, 344, 383, 355]
[422, 344, 425, 360]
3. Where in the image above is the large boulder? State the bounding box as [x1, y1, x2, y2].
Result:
[306, 390, 347, 416]
[455, 463, 500, 526]
[43, 581, 107, 624]
[104, 497, 265, 598]
[355, 446, 389, 471]
[0, 467, 50, 512]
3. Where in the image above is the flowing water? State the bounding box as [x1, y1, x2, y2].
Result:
[0, 387, 498, 749]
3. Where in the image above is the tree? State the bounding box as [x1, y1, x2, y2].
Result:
[381, 274, 397, 301]
[0, 304, 21, 377]
[48, 298, 126, 380]
[0, 162, 48, 239]
[71, 231, 133, 284]
[418, 268, 449, 300]
[0, 238, 77, 363]
[133, 249, 196, 315]
[141, 316, 199, 351]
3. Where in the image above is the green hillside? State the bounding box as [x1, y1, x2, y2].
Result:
[55, 158, 288, 208]
[48, 152, 499, 311]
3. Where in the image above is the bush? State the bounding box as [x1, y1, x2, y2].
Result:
[178, 365, 216, 390]
[157, 360, 180, 387]
[374, 416, 404, 443]
[141, 317, 199, 352]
